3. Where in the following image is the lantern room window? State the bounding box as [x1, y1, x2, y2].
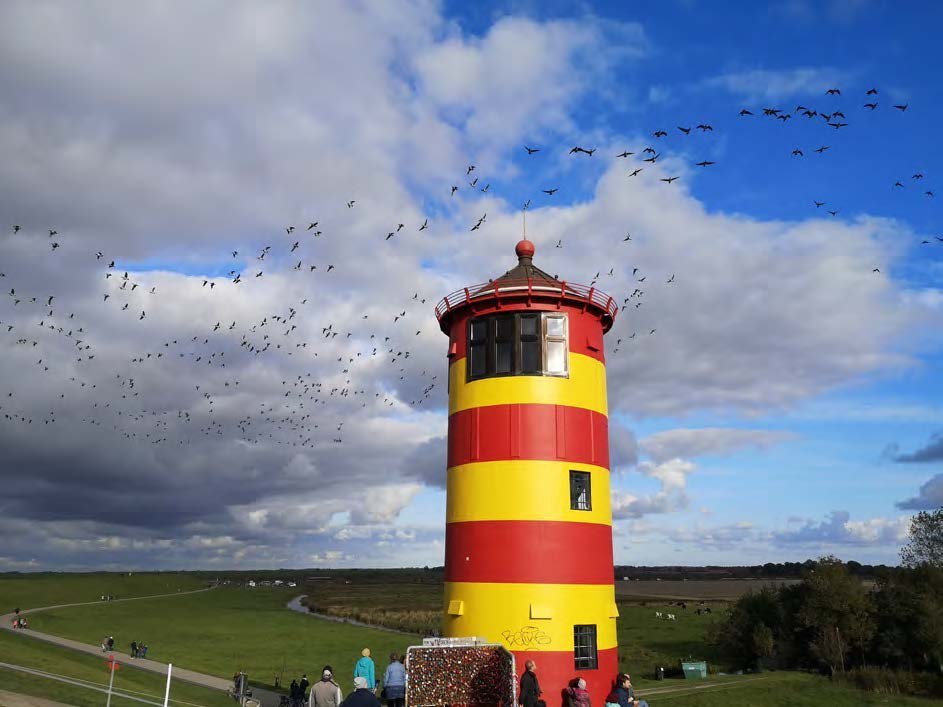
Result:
[466, 312, 569, 381]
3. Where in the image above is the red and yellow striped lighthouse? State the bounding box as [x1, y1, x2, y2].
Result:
[435, 239, 619, 705]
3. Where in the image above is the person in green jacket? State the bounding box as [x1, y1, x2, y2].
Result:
[354, 648, 376, 690]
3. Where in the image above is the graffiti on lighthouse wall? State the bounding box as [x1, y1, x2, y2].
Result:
[501, 626, 552, 650]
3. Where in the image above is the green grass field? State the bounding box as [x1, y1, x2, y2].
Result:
[5, 575, 943, 706]
[0, 572, 209, 610]
[27, 585, 420, 691]
[0, 629, 232, 707]
[615, 604, 720, 683]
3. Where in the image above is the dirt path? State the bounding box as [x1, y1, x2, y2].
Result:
[0, 688, 74, 707]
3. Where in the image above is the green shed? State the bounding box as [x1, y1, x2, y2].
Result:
[681, 661, 708, 679]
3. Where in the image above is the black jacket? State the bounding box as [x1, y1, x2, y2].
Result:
[340, 688, 380, 707]
[520, 670, 541, 707]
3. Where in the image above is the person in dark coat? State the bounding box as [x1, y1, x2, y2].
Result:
[606, 674, 648, 707]
[130, 641, 137, 658]
[341, 677, 380, 707]
[519, 660, 542, 707]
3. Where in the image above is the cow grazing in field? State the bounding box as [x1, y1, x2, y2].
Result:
[655, 611, 663, 618]
[667, 613, 676, 621]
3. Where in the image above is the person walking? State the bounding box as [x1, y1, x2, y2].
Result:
[310, 666, 342, 707]
[300, 673, 310, 699]
[381, 653, 405, 707]
[519, 660, 542, 707]
[130, 640, 137, 659]
[290, 679, 302, 707]
[340, 677, 380, 707]
[354, 649, 376, 691]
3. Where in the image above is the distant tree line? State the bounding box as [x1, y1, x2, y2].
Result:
[614, 559, 892, 581]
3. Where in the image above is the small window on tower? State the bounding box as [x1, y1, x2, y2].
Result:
[573, 624, 598, 670]
[494, 315, 515, 375]
[520, 314, 540, 374]
[468, 319, 488, 379]
[543, 313, 568, 376]
[570, 471, 591, 511]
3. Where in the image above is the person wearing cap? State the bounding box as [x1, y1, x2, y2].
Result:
[354, 648, 376, 691]
[310, 666, 343, 707]
[340, 677, 380, 707]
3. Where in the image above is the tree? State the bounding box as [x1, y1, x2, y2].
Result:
[901, 509, 943, 568]
[709, 586, 784, 670]
[796, 556, 875, 672]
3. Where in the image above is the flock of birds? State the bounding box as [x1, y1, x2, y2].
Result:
[0, 86, 939, 454]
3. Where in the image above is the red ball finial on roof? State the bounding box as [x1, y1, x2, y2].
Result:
[515, 239, 535, 261]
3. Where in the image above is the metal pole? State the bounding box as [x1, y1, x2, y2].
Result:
[105, 658, 116, 707]
[163, 663, 173, 707]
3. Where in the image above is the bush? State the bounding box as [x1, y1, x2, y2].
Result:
[834, 667, 943, 699]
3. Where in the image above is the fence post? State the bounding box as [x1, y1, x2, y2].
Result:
[105, 658, 116, 707]
[164, 663, 173, 707]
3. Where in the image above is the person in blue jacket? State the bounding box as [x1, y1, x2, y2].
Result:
[381, 653, 406, 707]
[354, 648, 376, 690]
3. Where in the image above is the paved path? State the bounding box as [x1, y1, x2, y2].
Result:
[0, 688, 73, 707]
[1, 588, 279, 707]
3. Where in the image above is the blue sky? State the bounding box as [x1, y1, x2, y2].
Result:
[0, 0, 941, 570]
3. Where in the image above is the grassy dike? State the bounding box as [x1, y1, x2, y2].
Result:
[0, 630, 233, 707]
[26, 586, 421, 690]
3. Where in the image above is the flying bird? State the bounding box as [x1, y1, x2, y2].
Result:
[826, 88, 841, 95]
[695, 160, 715, 167]
[524, 146, 540, 154]
[660, 176, 679, 184]
[893, 104, 908, 111]
[542, 188, 559, 196]
[738, 109, 753, 116]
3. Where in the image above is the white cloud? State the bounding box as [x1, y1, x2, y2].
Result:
[639, 428, 792, 464]
[702, 66, 849, 102]
[896, 474, 943, 511]
[772, 510, 910, 546]
[612, 458, 695, 518]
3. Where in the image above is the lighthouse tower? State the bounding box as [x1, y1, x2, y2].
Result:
[434, 240, 619, 704]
